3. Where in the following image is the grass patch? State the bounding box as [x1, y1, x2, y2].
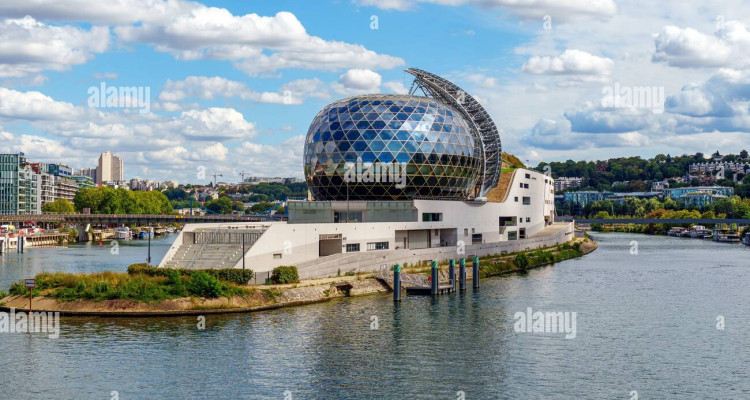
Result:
[8, 271, 250, 304]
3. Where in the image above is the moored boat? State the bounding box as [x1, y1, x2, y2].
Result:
[713, 226, 741, 243]
[114, 227, 131, 240]
[668, 227, 687, 237]
[742, 232, 750, 246]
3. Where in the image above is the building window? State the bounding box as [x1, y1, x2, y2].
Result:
[472, 233, 482, 244]
[422, 212, 443, 222]
[367, 242, 389, 251]
[522, 196, 531, 205]
[519, 217, 523, 223]
[273, 253, 282, 259]
[526, 217, 531, 222]
[508, 231, 517, 240]
[524, 183, 529, 189]
[346, 243, 360, 252]
[520, 183, 524, 188]
[464, 228, 469, 236]
[514, 196, 518, 202]
[519, 228, 526, 239]
[525, 173, 531, 179]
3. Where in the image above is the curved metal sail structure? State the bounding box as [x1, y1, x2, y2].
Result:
[405, 68, 502, 198]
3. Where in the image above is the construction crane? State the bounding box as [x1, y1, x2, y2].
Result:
[238, 170, 248, 184]
[212, 173, 223, 187]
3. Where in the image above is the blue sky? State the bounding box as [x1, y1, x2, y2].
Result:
[1, 0, 748, 183]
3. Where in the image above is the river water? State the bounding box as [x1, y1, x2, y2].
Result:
[0, 233, 749, 399]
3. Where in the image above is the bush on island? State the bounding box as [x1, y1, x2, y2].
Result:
[271, 266, 299, 284]
[127, 263, 253, 285]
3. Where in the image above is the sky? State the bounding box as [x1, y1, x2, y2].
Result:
[0, 0, 749, 184]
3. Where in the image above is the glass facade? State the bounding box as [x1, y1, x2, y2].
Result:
[304, 94, 481, 201]
[287, 200, 417, 224]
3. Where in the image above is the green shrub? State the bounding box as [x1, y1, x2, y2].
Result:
[271, 266, 299, 284]
[573, 242, 581, 252]
[127, 263, 253, 285]
[515, 254, 529, 270]
[0, 290, 7, 299]
[187, 272, 225, 298]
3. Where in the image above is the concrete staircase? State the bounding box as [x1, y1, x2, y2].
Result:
[163, 227, 268, 270]
[165, 243, 244, 269]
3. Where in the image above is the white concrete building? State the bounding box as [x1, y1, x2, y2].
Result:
[158, 69, 571, 279]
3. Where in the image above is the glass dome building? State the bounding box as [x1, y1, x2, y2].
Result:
[304, 94, 482, 201]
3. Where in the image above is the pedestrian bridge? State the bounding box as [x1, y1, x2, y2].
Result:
[0, 213, 279, 225]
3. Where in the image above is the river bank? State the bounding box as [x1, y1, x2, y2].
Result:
[0, 237, 596, 316]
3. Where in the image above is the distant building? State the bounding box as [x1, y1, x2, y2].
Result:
[609, 191, 662, 204]
[689, 161, 749, 175]
[0, 153, 38, 215]
[75, 167, 97, 180]
[554, 177, 584, 192]
[651, 180, 669, 191]
[96, 151, 124, 184]
[72, 176, 95, 189]
[129, 178, 159, 191]
[162, 180, 178, 189]
[680, 192, 727, 208]
[562, 191, 612, 208]
[663, 186, 734, 200]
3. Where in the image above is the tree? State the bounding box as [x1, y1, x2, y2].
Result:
[250, 201, 275, 213]
[42, 199, 74, 214]
[205, 197, 233, 214]
[74, 187, 173, 214]
[740, 150, 748, 159]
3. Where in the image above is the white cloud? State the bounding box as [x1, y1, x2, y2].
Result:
[383, 81, 409, 94]
[652, 24, 746, 68]
[0, 87, 82, 120]
[357, 0, 616, 22]
[159, 75, 330, 105]
[0, 16, 109, 78]
[332, 69, 382, 95]
[522, 49, 614, 78]
[114, 9, 404, 76]
[176, 107, 256, 140]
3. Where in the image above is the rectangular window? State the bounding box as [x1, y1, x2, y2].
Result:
[346, 243, 360, 252]
[526, 217, 531, 222]
[520, 182, 524, 188]
[524, 183, 529, 189]
[367, 242, 389, 251]
[519, 228, 526, 239]
[471, 233, 482, 244]
[514, 196, 518, 202]
[464, 228, 469, 236]
[273, 253, 282, 259]
[525, 173, 531, 179]
[508, 231, 517, 240]
[422, 212, 443, 221]
[519, 217, 523, 223]
[522, 196, 531, 205]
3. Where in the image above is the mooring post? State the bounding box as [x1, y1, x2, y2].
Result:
[449, 259, 456, 290]
[459, 258, 466, 291]
[430, 260, 438, 296]
[472, 255, 479, 289]
[393, 264, 402, 302]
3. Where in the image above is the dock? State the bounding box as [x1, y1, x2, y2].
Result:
[405, 284, 455, 295]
